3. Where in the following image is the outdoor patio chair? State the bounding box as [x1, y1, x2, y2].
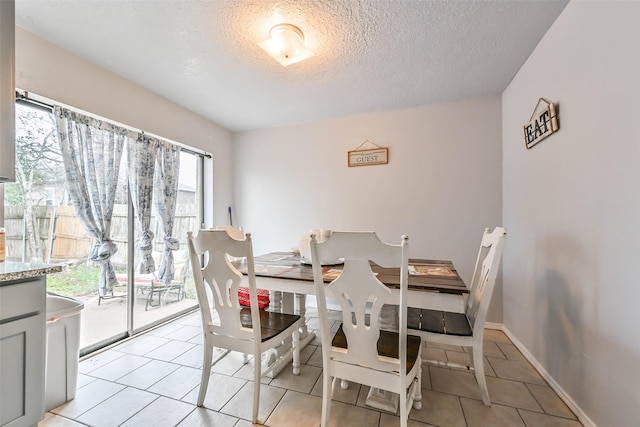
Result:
[142, 250, 189, 310]
[115, 250, 189, 310]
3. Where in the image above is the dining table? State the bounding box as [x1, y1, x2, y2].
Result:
[232, 250, 467, 383]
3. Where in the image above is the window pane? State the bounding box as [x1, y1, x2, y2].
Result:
[4, 104, 64, 263]
[132, 150, 200, 330]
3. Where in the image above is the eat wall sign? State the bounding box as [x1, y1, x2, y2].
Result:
[524, 98, 559, 149]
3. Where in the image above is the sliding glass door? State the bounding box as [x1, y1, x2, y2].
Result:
[6, 100, 204, 354]
[131, 150, 201, 331]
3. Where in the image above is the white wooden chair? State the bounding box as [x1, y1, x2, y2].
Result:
[214, 225, 245, 240]
[215, 225, 270, 310]
[407, 226, 506, 406]
[187, 229, 301, 423]
[310, 231, 422, 427]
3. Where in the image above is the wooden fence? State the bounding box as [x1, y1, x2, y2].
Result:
[4, 204, 199, 268]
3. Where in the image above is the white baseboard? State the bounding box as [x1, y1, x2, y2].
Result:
[498, 324, 597, 427]
[484, 321, 503, 330]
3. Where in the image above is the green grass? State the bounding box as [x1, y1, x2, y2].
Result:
[47, 265, 101, 297]
[47, 264, 197, 300]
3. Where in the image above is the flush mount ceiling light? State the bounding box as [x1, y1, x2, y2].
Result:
[258, 23, 314, 67]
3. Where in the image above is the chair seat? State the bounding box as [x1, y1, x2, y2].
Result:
[407, 308, 473, 336]
[331, 324, 422, 372]
[240, 308, 301, 342]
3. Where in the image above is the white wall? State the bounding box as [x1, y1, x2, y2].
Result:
[233, 97, 504, 320]
[502, 2, 640, 426]
[14, 28, 235, 227]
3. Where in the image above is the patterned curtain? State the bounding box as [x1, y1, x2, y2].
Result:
[126, 134, 158, 274]
[54, 107, 126, 297]
[154, 141, 181, 284]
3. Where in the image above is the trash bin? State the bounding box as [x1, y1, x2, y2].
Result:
[45, 292, 84, 411]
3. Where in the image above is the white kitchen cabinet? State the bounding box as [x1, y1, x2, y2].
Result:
[0, 277, 46, 427]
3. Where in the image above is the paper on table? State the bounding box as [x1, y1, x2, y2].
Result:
[408, 264, 456, 277]
[257, 253, 292, 262]
[254, 265, 295, 275]
[323, 269, 378, 280]
[323, 269, 342, 280]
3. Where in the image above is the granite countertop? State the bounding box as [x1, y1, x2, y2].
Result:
[0, 262, 64, 282]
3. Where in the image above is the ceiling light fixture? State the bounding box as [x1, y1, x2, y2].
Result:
[258, 23, 314, 67]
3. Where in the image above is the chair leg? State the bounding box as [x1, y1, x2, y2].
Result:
[242, 353, 249, 364]
[292, 326, 300, 375]
[253, 353, 261, 423]
[399, 384, 408, 427]
[197, 341, 214, 406]
[413, 364, 423, 410]
[145, 290, 154, 311]
[472, 344, 491, 406]
[321, 372, 332, 427]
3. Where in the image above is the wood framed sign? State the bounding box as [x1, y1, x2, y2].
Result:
[524, 98, 559, 149]
[348, 140, 388, 167]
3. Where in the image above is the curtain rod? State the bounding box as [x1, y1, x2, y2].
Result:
[14, 90, 212, 159]
[16, 91, 54, 112]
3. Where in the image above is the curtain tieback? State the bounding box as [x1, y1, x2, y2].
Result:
[90, 240, 118, 264]
[164, 236, 180, 251]
[136, 231, 154, 254]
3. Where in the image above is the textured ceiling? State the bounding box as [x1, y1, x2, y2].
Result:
[15, 0, 568, 132]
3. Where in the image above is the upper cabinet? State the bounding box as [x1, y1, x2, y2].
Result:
[0, 0, 15, 182]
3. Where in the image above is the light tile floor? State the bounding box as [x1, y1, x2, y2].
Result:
[40, 308, 583, 427]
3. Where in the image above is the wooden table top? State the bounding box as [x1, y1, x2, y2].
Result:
[232, 251, 468, 295]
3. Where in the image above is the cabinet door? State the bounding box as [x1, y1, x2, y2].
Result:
[0, 313, 45, 427]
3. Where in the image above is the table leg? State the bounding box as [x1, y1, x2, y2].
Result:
[379, 304, 399, 331]
[293, 293, 315, 352]
[282, 291, 294, 313]
[263, 291, 315, 378]
[271, 290, 282, 312]
[295, 293, 310, 337]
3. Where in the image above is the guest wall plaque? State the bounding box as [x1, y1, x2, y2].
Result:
[348, 140, 388, 167]
[524, 98, 559, 149]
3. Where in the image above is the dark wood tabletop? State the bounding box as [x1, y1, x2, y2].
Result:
[232, 251, 468, 295]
